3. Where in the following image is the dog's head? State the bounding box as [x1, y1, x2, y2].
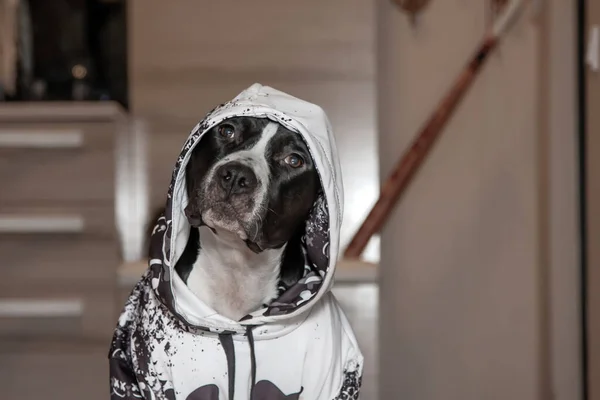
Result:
[184, 116, 320, 252]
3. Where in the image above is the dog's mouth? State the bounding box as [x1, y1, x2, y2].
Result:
[200, 206, 249, 240]
[185, 185, 267, 253]
[201, 206, 267, 253]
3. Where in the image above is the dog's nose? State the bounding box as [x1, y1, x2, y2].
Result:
[217, 162, 258, 195]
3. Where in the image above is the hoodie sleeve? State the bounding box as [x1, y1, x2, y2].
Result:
[333, 372, 362, 400]
[301, 293, 365, 400]
[331, 337, 363, 400]
[108, 277, 147, 399]
[331, 294, 364, 400]
[109, 357, 144, 400]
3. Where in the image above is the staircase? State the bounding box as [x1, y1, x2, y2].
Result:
[0, 101, 137, 400]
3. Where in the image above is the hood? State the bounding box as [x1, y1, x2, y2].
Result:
[147, 83, 344, 332]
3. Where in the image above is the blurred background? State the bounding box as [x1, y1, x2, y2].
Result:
[0, 0, 595, 399]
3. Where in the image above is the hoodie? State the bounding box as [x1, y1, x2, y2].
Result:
[109, 84, 364, 400]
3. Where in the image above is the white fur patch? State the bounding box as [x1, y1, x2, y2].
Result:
[186, 226, 285, 321]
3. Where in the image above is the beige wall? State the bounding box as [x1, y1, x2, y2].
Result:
[543, 0, 580, 398]
[128, 0, 380, 261]
[377, 0, 579, 399]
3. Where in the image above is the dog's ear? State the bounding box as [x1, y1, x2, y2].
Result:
[174, 226, 200, 283]
[279, 226, 306, 287]
[185, 151, 200, 201]
[184, 150, 204, 227]
[145, 206, 166, 259]
[279, 174, 323, 286]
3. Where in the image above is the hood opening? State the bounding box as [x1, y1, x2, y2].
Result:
[146, 83, 344, 332]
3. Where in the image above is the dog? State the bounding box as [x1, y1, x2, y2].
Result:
[110, 84, 363, 400]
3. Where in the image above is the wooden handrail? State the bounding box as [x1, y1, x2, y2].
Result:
[344, 0, 527, 259]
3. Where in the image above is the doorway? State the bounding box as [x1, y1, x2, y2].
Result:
[581, 0, 600, 398]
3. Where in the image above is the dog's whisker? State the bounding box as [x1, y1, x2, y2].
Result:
[253, 221, 259, 242]
[253, 214, 264, 242]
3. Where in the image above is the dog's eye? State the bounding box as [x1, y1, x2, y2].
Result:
[284, 154, 304, 168]
[218, 124, 235, 139]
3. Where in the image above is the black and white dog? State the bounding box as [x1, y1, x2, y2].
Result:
[155, 116, 321, 321]
[113, 84, 363, 400]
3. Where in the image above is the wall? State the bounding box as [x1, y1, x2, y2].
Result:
[543, 0, 580, 398]
[377, 0, 580, 399]
[128, 0, 380, 261]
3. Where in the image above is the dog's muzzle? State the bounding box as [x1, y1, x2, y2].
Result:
[186, 160, 265, 241]
[216, 161, 258, 198]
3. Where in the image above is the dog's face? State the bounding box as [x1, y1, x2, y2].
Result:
[184, 117, 320, 252]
